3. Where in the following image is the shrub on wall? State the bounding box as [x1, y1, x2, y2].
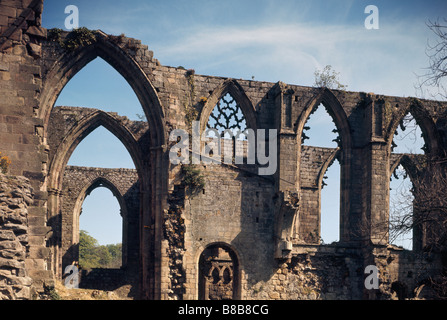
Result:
[181, 164, 205, 193]
[0, 152, 11, 174]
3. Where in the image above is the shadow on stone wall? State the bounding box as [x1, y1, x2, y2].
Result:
[79, 267, 139, 299]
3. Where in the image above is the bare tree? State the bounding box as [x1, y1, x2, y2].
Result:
[390, 18, 447, 298]
[314, 65, 348, 91]
[392, 17, 447, 252]
[416, 18, 447, 100]
[413, 162, 447, 249]
[389, 166, 414, 247]
[391, 162, 447, 247]
[390, 160, 447, 299]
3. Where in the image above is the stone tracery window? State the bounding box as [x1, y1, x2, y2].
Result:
[206, 92, 247, 140]
[198, 244, 239, 300]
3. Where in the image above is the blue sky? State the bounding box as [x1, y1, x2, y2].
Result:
[41, 1, 443, 245]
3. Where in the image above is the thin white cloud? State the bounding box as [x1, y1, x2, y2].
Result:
[156, 21, 431, 97]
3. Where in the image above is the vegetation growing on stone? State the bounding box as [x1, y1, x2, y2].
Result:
[48, 27, 97, 52]
[181, 164, 205, 192]
[314, 65, 347, 91]
[0, 152, 11, 174]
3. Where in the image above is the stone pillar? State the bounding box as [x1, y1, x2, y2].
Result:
[275, 84, 298, 192]
[364, 97, 389, 245]
[273, 84, 299, 259]
[0, 0, 54, 293]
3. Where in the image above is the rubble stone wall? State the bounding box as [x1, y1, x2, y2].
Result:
[0, 173, 33, 300]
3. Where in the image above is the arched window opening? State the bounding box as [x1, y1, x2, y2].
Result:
[55, 57, 144, 121]
[389, 164, 413, 250]
[198, 244, 239, 300]
[68, 125, 135, 169]
[56, 55, 138, 267]
[67, 125, 134, 269]
[391, 113, 426, 155]
[302, 104, 340, 148]
[320, 158, 341, 244]
[46, 44, 155, 296]
[206, 92, 248, 140]
[389, 113, 426, 250]
[204, 93, 250, 165]
[302, 104, 341, 244]
[79, 186, 123, 269]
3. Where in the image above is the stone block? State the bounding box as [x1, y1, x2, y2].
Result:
[0, 230, 16, 241]
[25, 25, 46, 38]
[28, 246, 50, 259]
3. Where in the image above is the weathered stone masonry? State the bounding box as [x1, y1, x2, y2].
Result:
[0, 173, 33, 300]
[1, 0, 447, 300]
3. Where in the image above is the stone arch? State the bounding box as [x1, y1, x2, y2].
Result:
[68, 176, 129, 268]
[47, 111, 144, 280]
[390, 154, 420, 186]
[387, 101, 440, 157]
[296, 88, 352, 153]
[199, 79, 257, 133]
[296, 88, 352, 243]
[82, 177, 128, 218]
[39, 32, 166, 147]
[316, 148, 341, 189]
[197, 242, 242, 300]
[40, 34, 167, 299]
[387, 102, 440, 251]
[36, 37, 169, 299]
[317, 149, 341, 243]
[389, 154, 424, 250]
[48, 110, 143, 190]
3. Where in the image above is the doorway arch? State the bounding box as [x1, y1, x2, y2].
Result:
[198, 243, 241, 300]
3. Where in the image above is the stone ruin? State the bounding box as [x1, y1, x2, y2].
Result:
[1, 0, 447, 300]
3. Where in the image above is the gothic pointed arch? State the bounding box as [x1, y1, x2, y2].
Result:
[390, 154, 422, 186]
[82, 177, 128, 218]
[39, 32, 166, 147]
[296, 88, 352, 153]
[199, 79, 257, 134]
[47, 110, 146, 282]
[295, 88, 352, 243]
[48, 110, 143, 190]
[387, 100, 440, 157]
[40, 33, 166, 299]
[70, 176, 127, 250]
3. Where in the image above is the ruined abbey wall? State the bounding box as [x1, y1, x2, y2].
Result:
[0, 173, 34, 299]
[1, 0, 447, 300]
[60, 166, 140, 273]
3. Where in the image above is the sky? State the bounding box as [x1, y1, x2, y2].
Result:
[40, 0, 444, 246]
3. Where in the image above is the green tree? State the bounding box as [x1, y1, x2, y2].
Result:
[105, 244, 123, 268]
[79, 230, 100, 269]
[106, 243, 122, 259]
[96, 245, 112, 266]
[78, 230, 122, 269]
